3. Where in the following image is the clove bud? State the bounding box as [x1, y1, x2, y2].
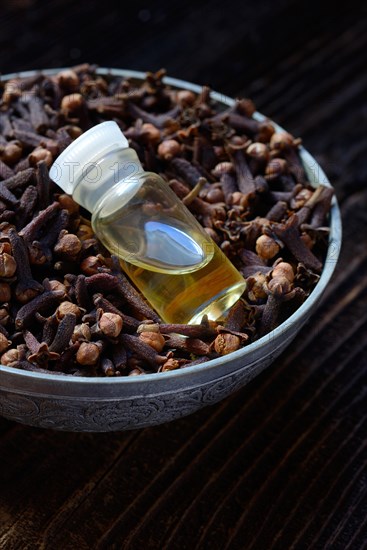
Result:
[0, 333, 11, 353]
[56, 301, 82, 320]
[0, 252, 17, 278]
[213, 333, 241, 355]
[76, 342, 101, 366]
[139, 331, 166, 353]
[99, 312, 123, 338]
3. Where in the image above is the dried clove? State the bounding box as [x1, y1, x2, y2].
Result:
[111, 255, 161, 322]
[255, 234, 281, 260]
[55, 301, 82, 321]
[111, 341, 127, 372]
[157, 139, 181, 160]
[265, 201, 288, 222]
[84, 272, 119, 294]
[0, 159, 14, 180]
[40, 314, 58, 345]
[0, 251, 17, 278]
[36, 160, 52, 210]
[76, 341, 102, 366]
[213, 333, 241, 355]
[163, 334, 210, 355]
[27, 97, 49, 133]
[302, 186, 334, 230]
[23, 330, 60, 367]
[75, 274, 93, 310]
[230, 148, 256, 198]
[93, 294, 139, 332]
[49, 313, 76, 353]
[16, 185, 38, 228]
[15, 290, 64, 329]
[212, 162, 238, 202]
[8, 360, 65, 375]
[99, 311, 123, 339]
[19, 201, 60, 243]
[158, 323, 217, 339]
[139, 330, 166, 353]
[170, 157, 203, 188]
[8, 228, 44, 302]
[54, 230, 82, 260]
[271, 216, 322, 272]
[225, 300, 249, 332]
[128, 102, 181, 129]
[0, 332, 11, 353]
[100, 357, 116, 376]
[259, 275, 296, 335]
[269, 131, 307, 184]
[0, 181, 19, 208]
[120, 333, 166, 369]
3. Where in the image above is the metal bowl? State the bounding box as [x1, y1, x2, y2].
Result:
[0, 68, 342, 431]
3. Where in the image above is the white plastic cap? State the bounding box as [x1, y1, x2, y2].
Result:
[49, 121, 129, 194]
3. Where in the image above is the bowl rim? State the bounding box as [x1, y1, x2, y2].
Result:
[0, 67, 342, 387]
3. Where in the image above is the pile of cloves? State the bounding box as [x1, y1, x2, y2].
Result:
[0, 64, 334, 376]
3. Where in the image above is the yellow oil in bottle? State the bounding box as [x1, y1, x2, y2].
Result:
[120, 246, 246, 324]
[94, 213, 246, 324]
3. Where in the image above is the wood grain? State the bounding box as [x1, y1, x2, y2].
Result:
[0, 2, 367, 549]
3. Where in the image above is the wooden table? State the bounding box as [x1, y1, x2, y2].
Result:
[0, 2, 366, 548]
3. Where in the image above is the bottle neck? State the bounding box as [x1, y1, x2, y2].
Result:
[71, 147, 143, 213]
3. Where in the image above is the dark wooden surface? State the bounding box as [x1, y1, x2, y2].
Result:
[1, 2, 367, 548]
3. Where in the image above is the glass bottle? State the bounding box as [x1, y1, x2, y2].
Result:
[50, 121, 246, 324]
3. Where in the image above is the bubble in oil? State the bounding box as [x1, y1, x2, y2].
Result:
[144, 221, 206, 270]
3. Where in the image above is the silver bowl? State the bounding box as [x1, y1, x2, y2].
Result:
[0, 68, 342, 431]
